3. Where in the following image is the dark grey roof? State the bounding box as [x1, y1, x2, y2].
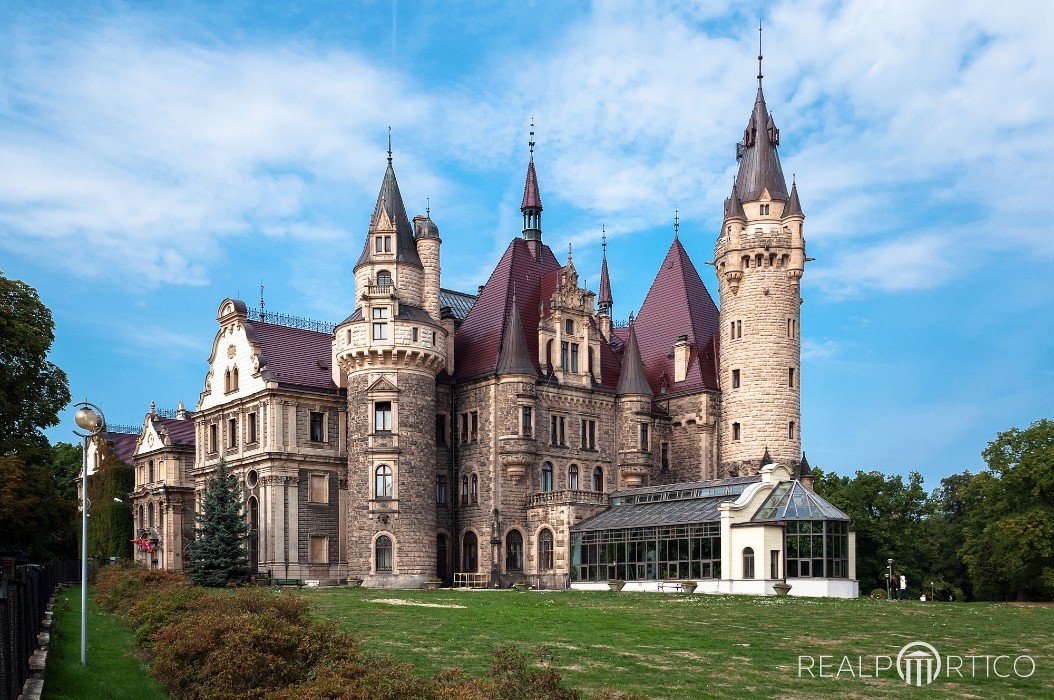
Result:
[723, 182, 746, 219]
[615, 323, 651, 396]
[496, 295, 537, 376]
[439, 288, 476, 323]
[414, 214, 440, 239]
[354, 160, 422, 270]
[735, 86, 789, 202]
[784, 181, 804, 218]
[612, 475, 760, 499]
[798, 452, 812, 477]
[752, 480, 850, 522]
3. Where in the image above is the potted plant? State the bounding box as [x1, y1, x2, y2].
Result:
[773, 581, 792, 596]
[607, 579, 626, 591]
[679, 580, 697, 594]
[347, 577, 364, 588]
[423, 577, 442, 590]
[512, 578, 532, 592]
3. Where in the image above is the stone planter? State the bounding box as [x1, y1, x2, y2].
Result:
[347, 578, 364, 588]
[607, 580, 626, 592]
[773, 583, 792, 597]
[422, 581, 441, 590]
[679, 581, 697, 594]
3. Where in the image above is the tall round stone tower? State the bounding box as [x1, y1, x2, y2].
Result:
[334, 150, 447, 587]
[714, 59, 806, 477]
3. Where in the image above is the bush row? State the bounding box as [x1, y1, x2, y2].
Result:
[95, 564, 638, 699]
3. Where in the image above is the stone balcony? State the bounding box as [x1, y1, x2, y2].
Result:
[528, 489, 608, 508]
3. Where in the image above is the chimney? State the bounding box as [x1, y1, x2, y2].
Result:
[674, 335, 691, 383]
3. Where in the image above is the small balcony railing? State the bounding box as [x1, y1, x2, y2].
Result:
[528, 490, 608, 507]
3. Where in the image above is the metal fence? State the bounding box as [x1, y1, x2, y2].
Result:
[0, 560, 78, 700]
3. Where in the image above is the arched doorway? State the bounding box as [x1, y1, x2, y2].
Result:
[437, 533, 449, 584]
[462, 531, 478, 572]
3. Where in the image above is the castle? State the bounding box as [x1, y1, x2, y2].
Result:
[114, 61, 858, 597]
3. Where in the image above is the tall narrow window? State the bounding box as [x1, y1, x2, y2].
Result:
[565, 319, 574, 334]
[460, 413, 469, 444]
[505, 530, 524, 571]
[375, 465, 393, 498]
[412, 327, 419, 341]
[560, 341, 569, 371]
[372, 307, 388, 340]
[737, 320, 742, 338]
[639, 423, 649, 451]
[470, 411, 478, 441]
[568, 464, 579, 490]
[230, 366, 239, 392]
[592, 466, 603, 492]
[247, 412, 258, 443]
[521, 406, 533, 437]
[435, 414, 447, 446]
[538, 528, 554, 570]
[551, 415, 558, 445]
[310, 412, 324, 442]
[743, 547, 755, 579]
[588, 347, 595, 375]
[760, 204, 770, 215]
[732, 422, 741, 441]
[541, 462, 553, 492]
[771, 550, 780, 579]
[311, 536, 329, 564]
[732, 369, 741, 388]
[228, 418, 238, 448]
[580, 419, 596, 450]
[470, 474, 479, 503]
[789, 421, 796, 439]
[570, 343, 579, 373]
[148, 502, 154, 527]
[461, 475, 468, 505]
[436, 475, 447, 505]
[661, 443, 670, 471]
[462, 532, 478, 572]
[789, 368, 796, 388]
[374, 401, 392, 432]
[148, 460, 154, 483]
[375, 536, 393, 572]
[309, 473, 329, 503]
[209, 424, 218, 453]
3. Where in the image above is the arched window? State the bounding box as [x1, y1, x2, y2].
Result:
[376, 270, 392, 289]
[568, 464, 579, 490]
[461, 475, 469, 504]
[375, 465, 393, 498]
[462, 531, 478, 572]
[538, 529, 554, 571]
[231, 366, 239, 391]
[138, 505, 144, 530]
[147, 502, 154, 528]
[505, 530, 523, 571]
[375, 535, 393, 572]
[148, 460, 155, 483]
[743, 547, 755, 579]
[546, 339, 554, 367]
[470, 474, 479, 503]
[541, 462, 553, 492]
[593, 466, 603, 492]
[224, 369, 231, 393]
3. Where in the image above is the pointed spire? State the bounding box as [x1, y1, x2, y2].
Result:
[761, 446, 773, 466]
[783, 179, 804, 218]
[724, 179, 746, 220]
[798, 452, 812, 477]
[495, 294, 536, 376]
[354, 143, 423, 270]
[387, 125, 392, 165]
[734, 26, 788, 202]
[521, 120, 543, 242]
[598, 226, 613, 313]
[616, 322, 652, 396]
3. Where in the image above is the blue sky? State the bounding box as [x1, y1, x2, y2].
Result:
[2, 1, 1051, 487]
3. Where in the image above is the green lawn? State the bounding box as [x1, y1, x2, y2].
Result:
[300, 588, 1054, 699]
[42, 587, 168, 700]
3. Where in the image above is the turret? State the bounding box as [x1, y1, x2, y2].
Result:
[597, 230, 613, 339]
[616, 322, 654, 488]
[714, 35, 805, 476]
[521, 123, 543, 246]
[414, 209, 442, 321]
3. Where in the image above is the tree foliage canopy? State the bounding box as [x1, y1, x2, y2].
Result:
[187, 460, 250, 587]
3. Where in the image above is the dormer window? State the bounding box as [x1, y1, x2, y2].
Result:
[376, 270, 392, 289]
[374, 235, 392, 253]
[760, 204, 770, 215]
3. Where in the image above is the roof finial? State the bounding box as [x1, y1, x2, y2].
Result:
[673, 209, 680, 239]
[757, 20, 764, 86]
[387, 126, 393, 165]
[601, 225, 607, 255]
[529, 118, 535, 157]
[567, 241, 573, 263]
[426, 196, 430, 219]
[259, 281, 266, 321]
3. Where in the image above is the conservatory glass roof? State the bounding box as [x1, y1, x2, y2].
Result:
[751, 480, 850, 522]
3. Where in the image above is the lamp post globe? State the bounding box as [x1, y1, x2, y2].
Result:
[74, 406, 102, 432]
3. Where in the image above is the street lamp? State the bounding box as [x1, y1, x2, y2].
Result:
[74, 400, 106, 667]
[931, 580, 935, 601]
[887, 558, 894, 601]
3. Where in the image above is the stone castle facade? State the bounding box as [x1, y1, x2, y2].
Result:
[124, 67, 858, 596]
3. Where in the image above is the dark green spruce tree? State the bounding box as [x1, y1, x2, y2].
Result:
[187, 460, 249, 586]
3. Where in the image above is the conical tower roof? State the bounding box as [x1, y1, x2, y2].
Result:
[616, 323, 652, 396]
[723, 181, 746, 220]
[598, 235, 612, 308]
[521, 156, 543, 211]
[496, 293, 537, 376]
[735, 85, 789, 202]
[355, 157, 422, 269]
[783, 180, 804, 218]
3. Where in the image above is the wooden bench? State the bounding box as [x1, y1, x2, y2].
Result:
[273, 578, 304, 588]
[657, 580, 684, 592]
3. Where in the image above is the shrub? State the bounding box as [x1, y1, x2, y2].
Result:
[95, 562, 187, 614]
[869, 588, 888, 600]
[127, 580, 208, 648]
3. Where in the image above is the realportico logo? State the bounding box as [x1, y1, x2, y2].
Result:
[798, 640, 1036, 686]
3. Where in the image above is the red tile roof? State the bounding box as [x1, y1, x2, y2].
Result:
[246, 321, 337, 392]
[156, 416, 196, 446]
[632, 238, 721, 395]
[455, 238, 560, 381]
[521, 157, 543, 211]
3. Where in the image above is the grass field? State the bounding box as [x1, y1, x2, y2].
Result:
[42, 587, 167, 700]
[300, 588, 1053, 699]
